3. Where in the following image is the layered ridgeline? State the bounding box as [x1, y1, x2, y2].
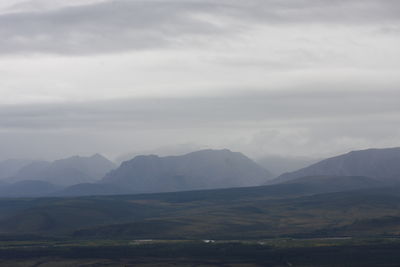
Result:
[3, 147, 400, 198]
[100, 149, 273, 194]
[274, 147, 400, 184]
[9, 154, 116, 186]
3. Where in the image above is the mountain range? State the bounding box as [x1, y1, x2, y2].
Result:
[1, 146, 400, 241]
[1, 147, 400, 198]
[0, 149, 273, 197]
[1, 147, 400, 267]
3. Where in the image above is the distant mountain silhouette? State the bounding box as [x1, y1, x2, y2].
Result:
[273, 147, 400, 183]
[0, 159, 34, 180]
[11, 154, 116, 186]
[101, 149, 273, 193]
[11, 161, 52, 181]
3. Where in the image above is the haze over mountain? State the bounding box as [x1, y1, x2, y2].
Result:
[274, 147, 400, 183]
[256, 155, 320, 177]
[10, 154, 116, 186]
[2, 147, 400, 198]
[101, 149, 273, 193]
[11, 161, 52, 181]
[0, 159, 34, 180]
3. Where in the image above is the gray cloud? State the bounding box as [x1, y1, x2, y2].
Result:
[1, 0, 400, 54]
[1, 88, 399, 160]
[237, 0, 400, 24]
[0, 88, 399, 160]
[0, 0, 227, 54]
[0, 88, 399, 130]
[0, 0, 399, 161]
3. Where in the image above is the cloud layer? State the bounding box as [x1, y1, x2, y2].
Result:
[1, 89, 399, 130]
[0, 0, 399, 160]
[1, 89, 399, 160]
[0, 0, 400, 54]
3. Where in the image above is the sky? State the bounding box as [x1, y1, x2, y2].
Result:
[0, 0, 400, 161]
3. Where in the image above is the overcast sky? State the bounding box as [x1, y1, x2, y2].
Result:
[0, 0, 399, 161]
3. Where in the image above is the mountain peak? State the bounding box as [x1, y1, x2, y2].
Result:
[102, 149, 272, 193]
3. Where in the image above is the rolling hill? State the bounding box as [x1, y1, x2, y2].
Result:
[0, 175, 393, 238]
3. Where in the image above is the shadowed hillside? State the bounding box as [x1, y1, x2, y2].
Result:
[274, 147, 400, 183]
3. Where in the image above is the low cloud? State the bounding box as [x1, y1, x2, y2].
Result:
[0, 88, 399, 130]
[1, 89, 399, 160]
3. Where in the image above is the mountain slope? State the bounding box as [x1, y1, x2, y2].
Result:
[11, 161, 51, 181]
[0, 159, 33, 180]
[282, 175, 383, 192]
[273, 147, 400, 183]
[11, 154, 116, 186]
[101, 149, 273, 193]
[256, 155, 319, 176]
